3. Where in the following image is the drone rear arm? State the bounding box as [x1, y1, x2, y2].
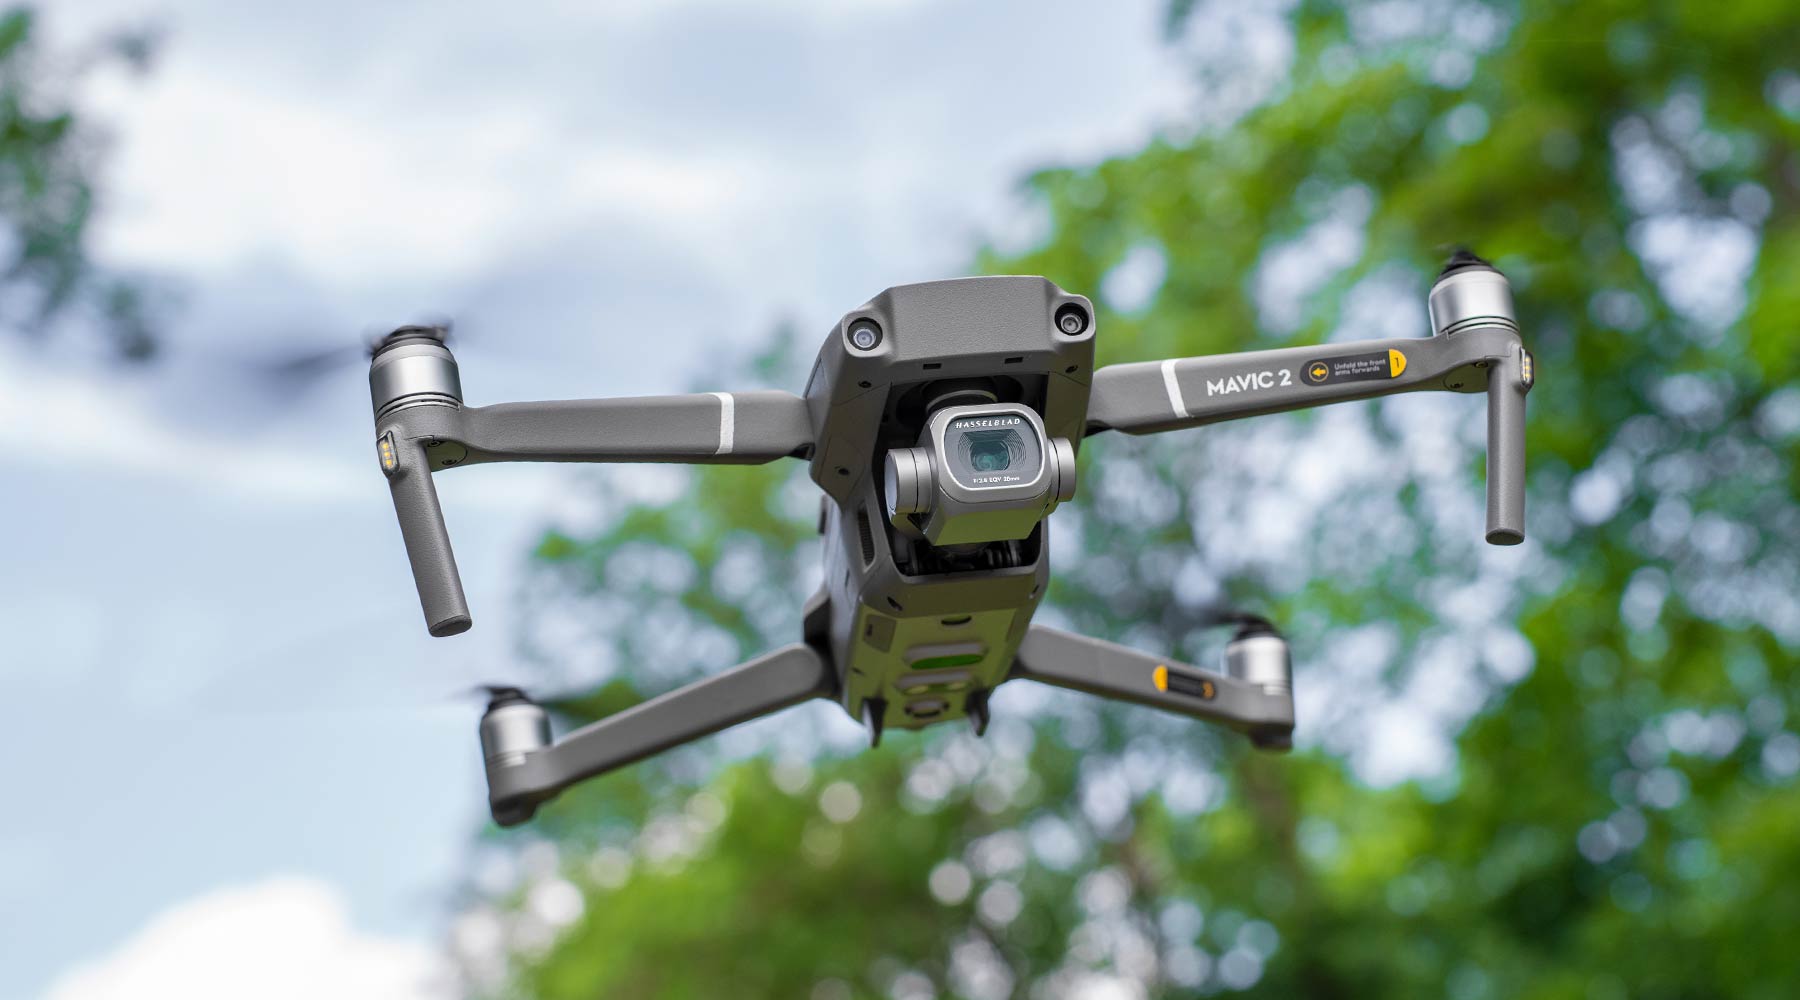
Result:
[481, 643, 836, 825]
[1010, 625, 1295, 750]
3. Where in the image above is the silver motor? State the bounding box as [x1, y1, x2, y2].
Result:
[478, 688, 550, 769]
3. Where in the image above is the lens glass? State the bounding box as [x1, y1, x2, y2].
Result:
[969, 437, 1011, 472]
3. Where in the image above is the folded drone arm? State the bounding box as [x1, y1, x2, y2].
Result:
[481, 643, 836, 825]
[1085, 325, 1531, 544]
[1010, 625, 1295, 750]
[382, 434, 472, 636]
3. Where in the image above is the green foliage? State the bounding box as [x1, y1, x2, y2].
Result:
[463, 3, 1800, 997]
[0, 5, 159, 359]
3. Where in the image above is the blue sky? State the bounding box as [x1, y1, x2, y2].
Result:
[3, 1, 1239, 995]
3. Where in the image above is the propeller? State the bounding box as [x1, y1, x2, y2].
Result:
[243, 317, 460, 400]
[458, 677, 660, 729]
[1437, 246, 1495, 277]
[1199, 608, 1282, 637]
[472, 683, 533, 710]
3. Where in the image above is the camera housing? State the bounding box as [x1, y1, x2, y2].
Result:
[884, 402, 1077, 546]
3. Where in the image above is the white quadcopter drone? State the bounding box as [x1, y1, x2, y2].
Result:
[368, 250, 1531, 825]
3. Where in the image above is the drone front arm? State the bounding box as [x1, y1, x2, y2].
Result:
[379, 391, 812, 471]
[480, 643, 836, 825]
[381, 431, 471, 636]
[1010, 625, 1295, 750]
[1086, 326, 1518, 433]
[1086, 325, 1530, 544]
[450, 391, 812, 466]
[1085, 256, 1532, 545]
[371, 335, 816, 635]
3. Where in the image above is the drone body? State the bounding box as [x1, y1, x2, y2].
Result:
[369, 257, 1531, 825]
[807, 277, 1088, 742]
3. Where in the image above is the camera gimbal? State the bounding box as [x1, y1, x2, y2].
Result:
[370, 251, 1531, 825]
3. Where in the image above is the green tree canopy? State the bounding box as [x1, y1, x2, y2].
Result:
[457, 3, 1800, 997]
[0, 5, 158, 359]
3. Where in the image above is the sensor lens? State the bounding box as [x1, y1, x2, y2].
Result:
[1054, 303, 1089, 336]
[848, 320, 883, 351]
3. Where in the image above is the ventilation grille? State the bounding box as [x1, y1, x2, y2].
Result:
[856, 506, 876, 566]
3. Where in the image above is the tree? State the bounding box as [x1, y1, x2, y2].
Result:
[456, 3, 1800, 997]
[0, 5, 159, 359]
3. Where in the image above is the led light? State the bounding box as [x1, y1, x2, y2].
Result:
[377, 432, 399, 474]
[910, 652, 983, 672]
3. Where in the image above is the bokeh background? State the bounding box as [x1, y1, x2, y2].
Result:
[6, 1, 1799, 997]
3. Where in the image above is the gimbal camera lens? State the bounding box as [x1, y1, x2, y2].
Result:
[968, 434, 1014, 472]
[1054, 303, 1089, 336]
[885, 403, 1077, 546]
[847, 319, 883, 351]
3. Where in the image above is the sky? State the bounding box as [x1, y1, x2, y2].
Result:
[3, 1, 1206, 996]
[5, 3, 1778, 994]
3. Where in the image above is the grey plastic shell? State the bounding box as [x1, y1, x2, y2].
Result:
[802, 276, 1096, 505]
[373, 382, 812, 634]
[1086, 279, 1529, 547]
[882, 447, 933, 517]
[1013, 625, 1294, 750]
[483, 644, 833, 824]
[360, 263, 1529, 821]
[381, 416, 472, 636]
[804, 277, 1092, 737]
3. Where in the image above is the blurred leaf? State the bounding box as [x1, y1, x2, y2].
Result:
[0, 4, 163, 359]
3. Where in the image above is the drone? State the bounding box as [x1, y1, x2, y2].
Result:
[368, 250, 1531, 826]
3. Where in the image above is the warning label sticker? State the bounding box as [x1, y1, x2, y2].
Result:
[1301, 349, 1408, 386]
[1153, 664, 1216, 701]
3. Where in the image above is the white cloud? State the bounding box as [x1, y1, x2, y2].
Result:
[43, 877, 450, 1000]
[53, 0, 1192, 319]
[57, 6, 847, 292]
[0, 347, 364, 503]
[81, 64, 763, 292]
